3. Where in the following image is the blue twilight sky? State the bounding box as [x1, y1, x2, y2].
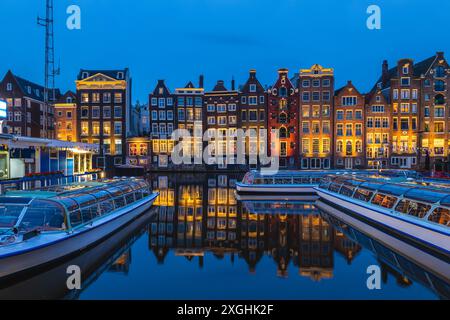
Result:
[0, 0, 449, 102]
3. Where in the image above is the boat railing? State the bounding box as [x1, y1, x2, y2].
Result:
[0, 171, 103, 195]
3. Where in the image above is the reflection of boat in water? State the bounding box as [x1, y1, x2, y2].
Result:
[241, 199, 317, 215]
[315, 175, 450, 259]
[0, 206, 156, 299]
[0, 178, 158, 281]
[235, 193, 318, 202]
[316, 199, 450, 299]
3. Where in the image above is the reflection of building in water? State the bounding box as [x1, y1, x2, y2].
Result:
[149, 176, 176, 264]
[267, 214, 298, 278]
[147, 175, 363, 281]
[176, 181, 205, 266]
[334, 231, 361, 264]
[205, 175, 239, 257]
[109, 251, 132, 274]
[240, 205, 267, 273]
[297, 211, 333, 281]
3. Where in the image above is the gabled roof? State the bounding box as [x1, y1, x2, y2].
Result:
[151, 80, 171, 96]
[212, 80, 228, 92]
[413, 55, 436, 77]
[77, 68, 129, 81]
[3, 70, 61, 102]
[241, 70, 264, 93]
[371, 53, 442, 92]
[335, 81, 362, 97]
[56, 90, 76, 104]
[184, 81, 195, 88]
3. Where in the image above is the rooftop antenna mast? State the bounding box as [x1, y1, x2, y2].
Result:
[38, 0, 59, 138]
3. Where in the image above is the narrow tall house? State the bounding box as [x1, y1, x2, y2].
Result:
[204, 80, 239, 169]
[334, 81, 365, 169]
[55, 90, 77, 142]
[174, 77, 204, 169]
[298, 64, 334, 169]
[149, 80, 175, 168]
[239, 70, 267, 169]
[267, 69, 299, 169]
[76, 69, 131, 172]
[365, 70, 391, 169]
[419, 52, 449, 170]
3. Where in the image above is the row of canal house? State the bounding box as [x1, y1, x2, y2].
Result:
[1, 52, 448, 174]
[140, 51, 450, 170]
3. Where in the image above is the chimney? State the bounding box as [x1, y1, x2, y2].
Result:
[437, 51, 444, 59]
[199, 74, 204, 89]
[231, 77, 235, 91]
[249, 69, 256, 78]
[381, 60, 389, 86]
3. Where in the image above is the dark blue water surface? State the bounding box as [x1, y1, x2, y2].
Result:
[1, 174, 447, 300]
[77, 174, 447, 300]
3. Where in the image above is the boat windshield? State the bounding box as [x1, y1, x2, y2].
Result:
[18, 199, 67, 231]
[0, 205, 24, 228]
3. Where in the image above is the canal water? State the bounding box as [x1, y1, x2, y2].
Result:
[1, 173, 448, 300]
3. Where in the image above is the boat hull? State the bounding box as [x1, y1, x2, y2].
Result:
[0, 194, 158, 281]
[316, 200, 450, 286]
[236, 182, 318, 195]
[315, 188, 450, 262]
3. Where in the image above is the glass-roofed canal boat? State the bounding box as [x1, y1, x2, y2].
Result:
[0, 178, 159, 281]
[236, 169, 419, 196]
[314, 175, 450, 261]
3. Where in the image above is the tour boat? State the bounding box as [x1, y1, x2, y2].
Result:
[235, 169, 413, 195]
[314, 175, 450, 260]
[236, 171, 331, 195]
[0, 178, 158, 281]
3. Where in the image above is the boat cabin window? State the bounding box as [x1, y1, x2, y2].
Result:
[0, 205, 24, 228]
[19, 200, 66, 231]
[339, 184, 355, 197]
[114, 196, 126, 209]
[124, 192, 135, 205]
[371, 193, 397, 209]
[328, 183, 341, 193]
[395, 199, 430, 218]
[406, 201, 430, 218]
[352, 188, 373, 202]
[428, 207, 450, 226]
[99, 199, 115, 214]
[81, 204, 100, 222]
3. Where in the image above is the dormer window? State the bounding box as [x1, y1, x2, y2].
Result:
[66, 97, 73, 103]
[117, 72, 124, 80]
[82, 72, 89, 79]
[402, 65, 409, 74]
[377, 82, 382, 89]
[6, 83, 12, 91]
[435, 66, 445, 78]
[36, 89, 40, 97]
[27, 86, 31, 94]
